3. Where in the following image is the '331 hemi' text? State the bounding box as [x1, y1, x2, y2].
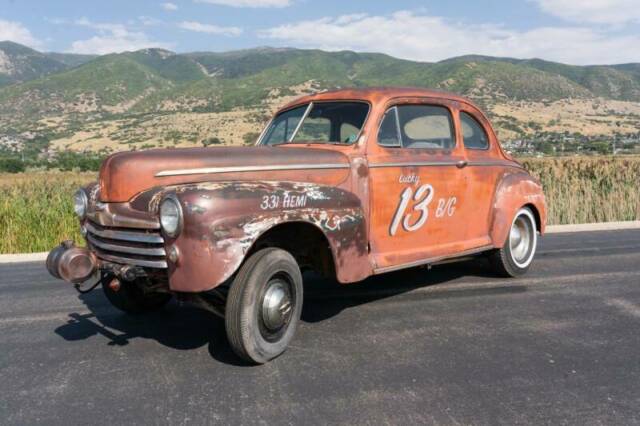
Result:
[260, 193, 308, 210]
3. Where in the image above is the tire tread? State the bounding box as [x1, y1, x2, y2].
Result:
[225, 248, 284, 363]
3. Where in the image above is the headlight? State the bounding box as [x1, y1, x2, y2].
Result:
[159, 196, 183, 238]
[73, 189, 88, 219]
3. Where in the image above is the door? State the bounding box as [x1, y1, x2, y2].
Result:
[458, 106, 503, 242]
[367, 99, 479, 271]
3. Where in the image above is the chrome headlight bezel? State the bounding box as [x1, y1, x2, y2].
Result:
[73, 189, 88, 220]
[159, 195, 183, 238]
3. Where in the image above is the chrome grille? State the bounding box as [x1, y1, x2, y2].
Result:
[85, 221, 168, 268]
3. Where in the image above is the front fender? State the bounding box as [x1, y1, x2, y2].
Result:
[163, 181, 371, 292]
[490, 170, 547, 247]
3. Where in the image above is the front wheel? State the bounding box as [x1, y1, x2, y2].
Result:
[489, 207, 538, 277]
[225, 248, 303, 364]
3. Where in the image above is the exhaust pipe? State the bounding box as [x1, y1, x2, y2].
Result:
[46, 240, 98, 284]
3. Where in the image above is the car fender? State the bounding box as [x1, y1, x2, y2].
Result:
[490, 170, 547, 247]
[158, 181, 371, 292]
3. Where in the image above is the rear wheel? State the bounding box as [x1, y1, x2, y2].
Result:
[225, 248, 303, 364]
[102, 275, 171, 314]
[489, 207, 538, 277]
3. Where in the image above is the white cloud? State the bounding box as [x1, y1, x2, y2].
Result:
[162, 2, 178, 11]
[0, 19, 42, 48]
[195, 0, 291, 8]
[178, 21, 242, 36]
[68, 18, 172, 54]
[260, 11, 640, 65]
[533, 0, 640, 25]
[138, 16, 162, 26]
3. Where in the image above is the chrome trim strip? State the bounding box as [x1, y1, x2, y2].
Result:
[467, 161, 507, 167]
[369, 161, 460, 168]
[86, 222, 164, 244]
[155, 163, 350, 177]
[368, 161, 524, 169]
[95, 252, 168, 269]
[468, 161, 526, 170]
[87, 235, 166, 256]
[467, 161, 526, 170]
[373, 245, 493, 274]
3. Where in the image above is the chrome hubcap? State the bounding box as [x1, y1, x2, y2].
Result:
[261, 279, 292, 332]
[510, 215, 532, 264]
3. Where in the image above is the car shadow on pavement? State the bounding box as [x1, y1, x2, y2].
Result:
[54, 292, 247, 366]
[53, 258, 523, 366]
[301, 258, 525, 323]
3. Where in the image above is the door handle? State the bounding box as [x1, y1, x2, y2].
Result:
[456, 160, 468, 169]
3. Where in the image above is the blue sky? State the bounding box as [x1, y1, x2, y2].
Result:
[1, 0, 639, 64]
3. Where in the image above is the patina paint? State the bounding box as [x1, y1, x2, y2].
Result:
[67, 87, 546, 293]
[161, 181, 370, 291]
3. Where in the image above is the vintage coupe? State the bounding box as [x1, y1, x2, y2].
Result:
[47, 87, 546, 363]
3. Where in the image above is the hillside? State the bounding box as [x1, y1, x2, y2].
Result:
[0, 41, 94, 87]
[0, 43, 639, 155]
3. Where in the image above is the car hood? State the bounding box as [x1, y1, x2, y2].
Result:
[99, 146, 351, 202]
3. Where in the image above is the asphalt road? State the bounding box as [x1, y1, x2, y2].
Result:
[1, 230, 639, 425]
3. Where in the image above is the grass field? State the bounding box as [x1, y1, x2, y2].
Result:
[522, 156, 640, 225]
[1, 156, 639, 254]
[0, 172, 94, 254]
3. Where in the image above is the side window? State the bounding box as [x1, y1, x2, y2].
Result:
[377, 107, 401, 147]
[340, 122, 359, 143]
[397, 105, 454, 149]
[293, 116, 331, 142]
[461, 111, 489, 149]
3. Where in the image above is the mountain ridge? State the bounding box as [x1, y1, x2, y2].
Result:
[1, 42, 639, 154]
[2, 41, 639, 103]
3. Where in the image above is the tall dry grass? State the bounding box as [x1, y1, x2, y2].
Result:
[521, 156, 640, 225]
[0, 156, 638, 253]
[0, 172, 95, 254]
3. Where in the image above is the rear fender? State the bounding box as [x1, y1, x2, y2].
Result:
[490, 170, 547, 247]
[159, 181, 371, 292]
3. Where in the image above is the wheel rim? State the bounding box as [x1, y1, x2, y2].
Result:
[260, 277, 293, 337]
[509, 212, 535, 267]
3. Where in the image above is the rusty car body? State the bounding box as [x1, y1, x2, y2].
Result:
[47, 87, 546, 363]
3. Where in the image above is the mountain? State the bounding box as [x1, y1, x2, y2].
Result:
[0, 42, 639, 153]
[2, 43, 640, 115]
[0, 41, 95, 87]
[0, 41, 67, 86]
[444, 55, 640, 102]
[44, 52, 97, 68]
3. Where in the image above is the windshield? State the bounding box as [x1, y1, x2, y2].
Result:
[260, 102, 369, 146]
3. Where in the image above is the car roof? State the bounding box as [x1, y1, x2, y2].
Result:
[280, 87, 474, 111]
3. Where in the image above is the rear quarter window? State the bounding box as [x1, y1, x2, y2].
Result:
[461, 111, 489, 150]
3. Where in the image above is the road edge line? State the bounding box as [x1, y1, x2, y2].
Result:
[546, 221, 640, 234]
[0, 252, 48, 264]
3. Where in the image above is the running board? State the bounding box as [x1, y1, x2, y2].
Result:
[373, 245, 494, 274]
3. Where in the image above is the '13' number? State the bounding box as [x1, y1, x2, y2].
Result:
[390, 184, 434, 236]
[389, 184, 457, 236]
